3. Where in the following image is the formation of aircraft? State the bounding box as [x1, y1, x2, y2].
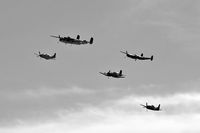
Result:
[50, 35, 93, 45]
[140, 102, 161, 111]
[36, 33, 161, 112]
[99, 70, 125, 78]
[120, 51, 153, 61]
[34, 52, 56, 60]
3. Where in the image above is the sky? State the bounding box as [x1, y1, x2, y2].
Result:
[0, 0, 200, 132]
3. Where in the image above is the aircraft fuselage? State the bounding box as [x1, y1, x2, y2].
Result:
[60, 38, 88, 45]
[127, 53, 153, 61]
[38, 53, 56, 60]
[141, 104, 161, 111]
[100, 71, 125, 78]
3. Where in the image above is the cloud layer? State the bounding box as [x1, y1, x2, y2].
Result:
[1, 90, 200, 133]
[1, 78, 200, 127]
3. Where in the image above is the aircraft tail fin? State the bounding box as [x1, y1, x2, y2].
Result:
[151, 55, 153, 61]
[157, 104, 160, 110]
[53, 53, 56, 58]
[89, 37, 93, 44]
[119, 70, 122, 76]
[77, 35, 80, 40]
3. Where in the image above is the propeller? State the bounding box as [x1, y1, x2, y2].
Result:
[120, 51, 127, 54]
[50, 35, 61, 38]
[34, 53, 38, 56]
[120, 51, 128, 59]
[34, 52, 40, 57]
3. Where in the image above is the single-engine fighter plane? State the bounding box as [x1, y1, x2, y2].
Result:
[140, 102, 161, 111]
[50, 35, 93, 45]
[99, 70, 125, 78]
[120, 51, 153, 61]
[34, 52, 56, 60]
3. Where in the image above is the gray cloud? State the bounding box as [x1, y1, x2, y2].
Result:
[1, 79, 200, 127]
[1, 91, 200, 133]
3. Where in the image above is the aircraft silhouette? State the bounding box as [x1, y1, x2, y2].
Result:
[99, 70, 125, 78]
[120, 51, 153, 61]
[50, 35, 93, 45]
[34, 52, 56, 60]
[140, 102, 161, 111]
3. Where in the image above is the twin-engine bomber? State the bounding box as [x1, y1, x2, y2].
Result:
[121, 51, 153, 61]
[50, 35, 93, 45]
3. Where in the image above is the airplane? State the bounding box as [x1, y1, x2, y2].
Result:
[120, 51, 153, 61]
[34, 52, 56, 60]
[50, 35, 93, 45]
[99, 70, 125, 78]
[140, 102, 161, 111]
